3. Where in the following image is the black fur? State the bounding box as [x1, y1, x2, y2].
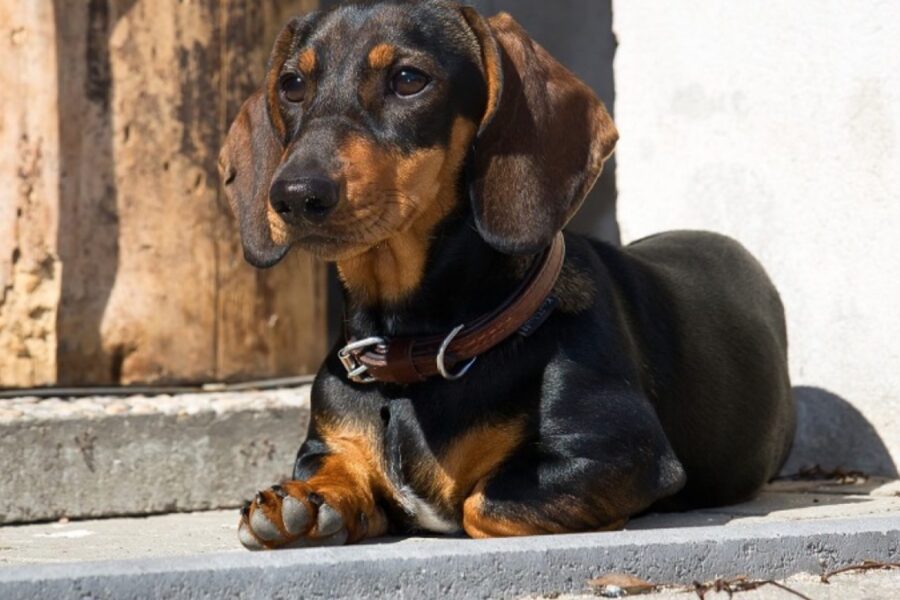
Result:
[297, 201, 795, 530]
[233, 0, 796, 538]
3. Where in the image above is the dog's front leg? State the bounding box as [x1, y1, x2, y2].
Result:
[238, 422, 391, 550]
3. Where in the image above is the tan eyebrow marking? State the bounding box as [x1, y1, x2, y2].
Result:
[298, 48, 317, 74]
[367, 43, 396, 70]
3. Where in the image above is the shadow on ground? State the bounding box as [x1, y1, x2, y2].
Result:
[632, 385, 898, 531]
[782, 386, 898, 478]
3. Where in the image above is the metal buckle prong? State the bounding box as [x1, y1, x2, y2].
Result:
[436, 325, 477, 381]
[338, 337, 387, 384]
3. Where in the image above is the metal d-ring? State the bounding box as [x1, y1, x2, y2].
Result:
[436, 325, 477, 381]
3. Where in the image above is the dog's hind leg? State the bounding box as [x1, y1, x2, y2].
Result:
[463, 376, 687, 538]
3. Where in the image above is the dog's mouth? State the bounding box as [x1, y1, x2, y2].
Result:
[283, 222, 396, 262]
[292, 232, 371, 261]
[269, 195, 423, 262]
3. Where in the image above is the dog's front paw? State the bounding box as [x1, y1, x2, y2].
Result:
[238, 481, 355, 551]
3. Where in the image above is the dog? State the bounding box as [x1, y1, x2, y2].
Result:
[218, 0, 795, 550]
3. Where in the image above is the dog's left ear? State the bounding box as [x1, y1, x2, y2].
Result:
[461, 9, 618, 255]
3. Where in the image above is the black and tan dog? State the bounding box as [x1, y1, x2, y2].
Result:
[219, 0, 795, 549]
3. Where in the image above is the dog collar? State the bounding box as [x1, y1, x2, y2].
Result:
[338, 233, 566, 385]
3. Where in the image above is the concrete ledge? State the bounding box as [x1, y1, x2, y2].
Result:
[1, 515, 898, 599]
[0, 387, 310, 524]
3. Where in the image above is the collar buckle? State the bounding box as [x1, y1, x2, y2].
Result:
[338, 337, 387, 384]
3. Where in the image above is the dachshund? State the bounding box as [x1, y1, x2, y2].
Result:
[218, 0, 795, 549]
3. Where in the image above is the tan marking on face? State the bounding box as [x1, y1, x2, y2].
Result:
[267, 207, 291, 246]
[367, 43, 396, 71]
[298, 48, 317, 74]
[334, 117, 477, 304]
[265, 25, 299, 141]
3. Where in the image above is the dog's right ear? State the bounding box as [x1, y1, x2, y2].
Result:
[218, 89, 289, 269]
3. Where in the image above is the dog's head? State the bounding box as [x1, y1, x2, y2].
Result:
[219, 0, 617, 269]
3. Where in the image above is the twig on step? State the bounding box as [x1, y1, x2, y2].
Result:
[820, 560, 900, 583]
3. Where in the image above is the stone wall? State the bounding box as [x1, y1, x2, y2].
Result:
[613, 0, 900, 472]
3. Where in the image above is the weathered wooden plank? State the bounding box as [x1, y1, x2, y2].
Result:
[1, 0, 326, 386]
[0, 1, 62, 388]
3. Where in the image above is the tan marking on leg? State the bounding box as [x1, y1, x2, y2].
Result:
[462, 480, 628, 539]
[367, 43, 396, 70]
[302, 421, 396, 542]
[405, 417, 525, 526]
[437, 419, 526, 506]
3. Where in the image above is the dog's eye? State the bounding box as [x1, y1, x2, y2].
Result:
[280, 74, 306, 103]
[391, 68, 430, 97]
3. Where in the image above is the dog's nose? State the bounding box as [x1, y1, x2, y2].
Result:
[270, 176, 339, 224]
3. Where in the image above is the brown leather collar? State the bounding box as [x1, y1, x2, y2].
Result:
[338, 233, 566, 385]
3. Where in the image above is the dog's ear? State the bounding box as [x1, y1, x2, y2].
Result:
[461, 9, 618, 255]
[218, 89, 289, 269]
[219, 13, 322, 269]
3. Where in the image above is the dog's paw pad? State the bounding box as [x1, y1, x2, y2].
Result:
[238, 483, 351, 551]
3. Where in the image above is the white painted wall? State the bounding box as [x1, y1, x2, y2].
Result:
[613, 1, 900, 472]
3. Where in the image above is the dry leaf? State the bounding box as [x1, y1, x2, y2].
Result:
[588, 573, 657, 596]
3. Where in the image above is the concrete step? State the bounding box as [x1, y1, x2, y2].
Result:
[0, 479, 898, 598]
[0, 387, 311, 524]
[2, 381, 895, 525]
